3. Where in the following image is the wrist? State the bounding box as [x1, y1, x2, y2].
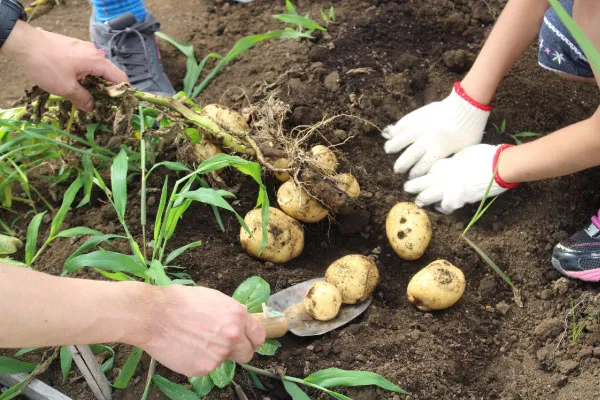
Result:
[493, 144, 520, 189]
[458, 75, 496, 107]
[453, 81, 492, 112]
[1, 20, 35, 59]
[118, 281, 164, 347]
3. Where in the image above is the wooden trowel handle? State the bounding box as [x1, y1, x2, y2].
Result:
[251, 313, 289, 338]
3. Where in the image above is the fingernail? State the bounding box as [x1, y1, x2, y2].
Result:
[85, 100, 95, 112]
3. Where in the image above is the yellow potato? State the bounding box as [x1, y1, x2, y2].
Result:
[310, 145, 338, 174]
[192, 140, 222, 163]
[333, 173, 360, 198]
[407, 260, 466, 311]
[325, 254, 379, 304]
[201, 104, 250, 134]
[277, 180, 328, 223]
[240, 207, 304, 263]
[272, 158, 292, 182]
[386, 202, 432, 260]
[304, 281, 342, 321]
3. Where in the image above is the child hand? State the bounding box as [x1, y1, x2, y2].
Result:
[403, 144, 516, 214]
[383, 82, 491, 179]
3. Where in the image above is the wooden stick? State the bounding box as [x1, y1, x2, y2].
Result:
[67, 345, 112, 400]
[0, 374, 71, 400]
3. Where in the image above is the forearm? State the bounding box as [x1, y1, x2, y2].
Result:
[498, 108, 600, 182]
[0, 264, 154, 348]
[461, 0, 550, 104]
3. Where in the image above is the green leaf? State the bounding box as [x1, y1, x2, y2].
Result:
[14, 348, 36, 357]
[89, 344, 116, 374]
[113, 347, 143, 389]
[273, 14, 326, 31]
[64, 250, 146, 277]
[0, 357, 36, 374]
[256, 339, 281, 356]
[248, 371, 266, 391]
[146, 260, 172, 286]
[549, 0, 600, 71]
[320, 8, 328, 22]
[25, 212, 45, 265]
[152, 375, 198, 400]
[147, 161, 190, 178]
[329, 6, 335, 22]
[0, 234, 22, 256]
[512, 131, 540, 138]
[165, 240, 202, 265]
[285, 0, 298, 15]
[189, 376, 214, 398]
[111, 149, 128, 222]
[209, 360, 235, 388]
[304, 368, 407, 394]
[67, 234, 125, 260]
[94, 268, 135, 281]
[154, 178, 169, 244]
[0, 376, 30, 400]
[56, 227, 103, 238]
[0, 258, 28, 268]
[60, 346, 72, 384]
[232, 276, 270, 313]
[282, 380, 311, 400]
[185, 128, 201, 144]
[154, 32, 200, 97]
[500, 119, 506, 133]
[49, 177, 83, 239]
[78, 155, 94, 208]
[177, 188, 247, 232]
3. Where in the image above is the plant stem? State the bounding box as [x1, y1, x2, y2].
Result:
[140, 358, 156, 400]
[139, 107, 148, 259]
[65, 104, 77, 133]
[29, 240, 50, 266]
[239, 364, 281, 380]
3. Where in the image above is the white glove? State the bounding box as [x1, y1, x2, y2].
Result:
[403, 144, 519, 214]
[383, 82, 491, 179]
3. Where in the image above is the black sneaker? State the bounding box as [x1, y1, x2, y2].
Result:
[90, 12, 175, 96]
[552, 211, 600, 282]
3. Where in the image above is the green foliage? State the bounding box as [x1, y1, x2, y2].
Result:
[113, 347, 144, 389]
[256, 339, 282, 356]
[509, 131, 541, 145]
[0, 234, 22, 256]
[189, 376, 214, 398]
[210, 361, 236, 389]
[24, 212, 45, 265]
[0, 357, 36, 374]
[232, 276, 271, 313]
[283, 380, 311, 400]
[152, 375, 198, 400]
[60, 346, 72, 384]
[303, 368, 407, 394]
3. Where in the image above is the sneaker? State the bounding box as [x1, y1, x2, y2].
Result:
[90, 12, 175, 96]
[552, 210, 600, 282]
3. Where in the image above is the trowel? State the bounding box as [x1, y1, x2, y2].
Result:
[252, 278, 372, 338]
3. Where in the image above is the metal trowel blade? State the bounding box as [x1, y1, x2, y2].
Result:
[267, 278, 372, 336]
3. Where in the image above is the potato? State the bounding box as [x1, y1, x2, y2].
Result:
[304, 281, 343, 321]
[333, 173, 360, 198]
[277, 180, 328, 223]
[310, 145, 338, 174]
[240, 207, 304, 263]
[386, 202, 432, 260]
[201, 104, 249, 134]
[325, 254, 379, 304]
[407, 260, 466, 311]
[272, 158, 292, 182]
[192, 140, 222, 163]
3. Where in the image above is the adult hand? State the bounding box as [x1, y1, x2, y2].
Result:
[1, 20, 127, 112]
[403, 144, 518, 214]
[136, 285, 266, 377]
[383, 82, 491, 179]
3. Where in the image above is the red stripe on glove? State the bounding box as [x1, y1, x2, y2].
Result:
[453, 82, 493, 112]
[493, 144, 520, 189]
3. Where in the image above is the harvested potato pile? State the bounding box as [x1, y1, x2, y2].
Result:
[304, 281, 343, 321]
[386, 202, 432, 260]
[325, 255, 379, 304]
[407, 260, 466, 311]
[239, 207, 304, 263]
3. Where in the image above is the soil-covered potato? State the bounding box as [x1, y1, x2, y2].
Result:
[386, 202, 432, 260]
[304, 281, 343, 321]
[277, 180, 328, 223]
[325, 254, 379, 304]
[310, 145, 338, 174]
[272, 158, 291, 182]
[192, 140, 222, 163]
[240, 208, 304, 263]
[201, 104, 250, 134]
[407, 260, 466, 311]
[333, 173, 360, 198]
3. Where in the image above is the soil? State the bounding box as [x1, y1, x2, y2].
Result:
[2, 0, 600, 399]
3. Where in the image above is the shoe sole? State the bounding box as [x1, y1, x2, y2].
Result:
[552, 255, 600, 282]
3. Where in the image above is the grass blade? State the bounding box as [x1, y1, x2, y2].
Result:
[113, 347, 143, 389]
[49, 177, 83, 239]
[25, 212, 45, 265]
[282, 380, 311, 400]
[0, 357, 37, 374]
[165, 240, 202, 265]
[285, 0, 298, 15]
[64, 250, 146, 277]
[60, 346, 72, 384]
[146, 260, 172, 286]
[304, 368, 406, 394]
[56, 227, 103, 238]
[153, 178, 169, 245]
[273, 14, 326, 31]
[89, 344, 115, 374]
[111, 149, 128, 222]
[152, 375, 199, 400]
[14, 348, 36, 357]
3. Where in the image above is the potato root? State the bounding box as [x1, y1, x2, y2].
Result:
[277, 180, 328, 223]
[325, 254, 379, 304]
[407, 260, 466, 311]
[240, 207, 304, 263]
[304, 281, 343, 321]
[386, 202, 432, 260]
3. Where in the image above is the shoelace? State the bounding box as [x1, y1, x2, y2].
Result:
[106, 20, 158, 85]
[592, 210, 600, 229]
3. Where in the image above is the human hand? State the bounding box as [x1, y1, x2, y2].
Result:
[135, 285, 266, 377]
[383, 82, 492, 179]
[403, 144, 518, 214]
[1, 21, 127, 112]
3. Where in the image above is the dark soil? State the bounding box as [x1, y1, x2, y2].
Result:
[2, 0, 600, 399]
